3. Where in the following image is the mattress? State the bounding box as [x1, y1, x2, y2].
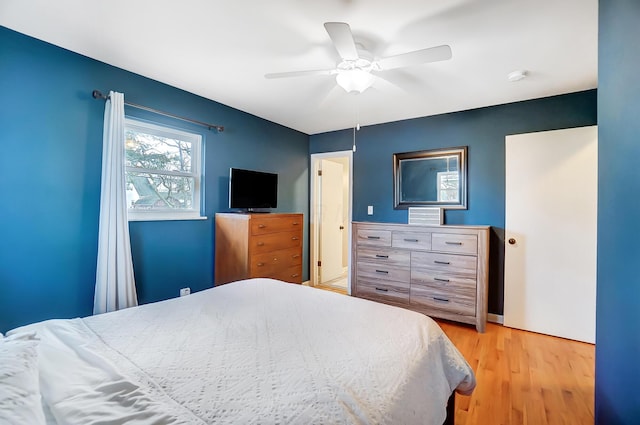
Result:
[6, 278, 475, 424]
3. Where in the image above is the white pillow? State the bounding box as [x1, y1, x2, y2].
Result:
[0, 336, 46, 425]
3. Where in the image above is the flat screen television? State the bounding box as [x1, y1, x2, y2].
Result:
[229, 168, 278, 210]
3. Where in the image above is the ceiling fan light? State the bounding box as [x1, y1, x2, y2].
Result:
[336, 69, 375, 93]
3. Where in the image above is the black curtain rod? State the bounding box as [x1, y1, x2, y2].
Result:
[92, 90, 224, 132]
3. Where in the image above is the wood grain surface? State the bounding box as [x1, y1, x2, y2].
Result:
[438, 321, 594, 425]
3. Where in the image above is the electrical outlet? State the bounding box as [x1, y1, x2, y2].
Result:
[180, 287, 191, 297]
[367, 205, 374, 215]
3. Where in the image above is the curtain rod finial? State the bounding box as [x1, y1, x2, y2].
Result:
[92, 90, 106, 99]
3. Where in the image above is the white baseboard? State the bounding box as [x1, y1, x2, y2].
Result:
[487, 313, 504, 324]
[302, 280, 311, 286]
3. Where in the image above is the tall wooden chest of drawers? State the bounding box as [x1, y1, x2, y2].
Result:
[215, 213, 303, 285]
[352, 222, 490, 332]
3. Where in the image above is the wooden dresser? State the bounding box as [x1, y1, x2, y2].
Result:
[215, 213, 303, 285]
[352, 222, 490, 332]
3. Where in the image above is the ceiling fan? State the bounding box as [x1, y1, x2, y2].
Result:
[265, 22, 452, 94]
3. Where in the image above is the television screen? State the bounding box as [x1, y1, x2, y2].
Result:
[229, 168, 278, 209]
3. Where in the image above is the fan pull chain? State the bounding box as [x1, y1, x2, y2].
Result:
[353, 126, 357, 152]
[352, 99, 361, 152]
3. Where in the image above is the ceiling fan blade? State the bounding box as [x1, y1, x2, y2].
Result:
[265, 69, 335, 79]
[377, 45, 452, 70]
[324, 22, 359, 61]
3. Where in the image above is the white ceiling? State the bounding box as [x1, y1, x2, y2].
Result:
[0, 0, 597, 135]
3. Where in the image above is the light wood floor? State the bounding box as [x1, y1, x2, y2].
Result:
[314, 283, 348, 295]
[314, 286, 595, 424]
[314, 272, 349, 294]
[437, 320, 595, 425]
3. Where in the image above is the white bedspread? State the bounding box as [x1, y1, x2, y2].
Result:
[11, 278, 475, 425]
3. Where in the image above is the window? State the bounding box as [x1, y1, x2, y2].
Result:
[124, 118, 203, 220]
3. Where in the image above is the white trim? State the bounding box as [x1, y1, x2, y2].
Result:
[310, 151, 353, 295]
[124, 117, 203, 220]
[125, 119, 202, 144]
[487, 313, 504, 325]
[128, 215, 208, 222]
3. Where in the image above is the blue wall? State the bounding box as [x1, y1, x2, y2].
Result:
[310, 90, 597, 315]
[596, 1, 640, 423]
[0, 27, 309, 333]
[5, 11, 639, 420]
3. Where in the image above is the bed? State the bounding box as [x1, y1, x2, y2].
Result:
[1, 278, 475, 424]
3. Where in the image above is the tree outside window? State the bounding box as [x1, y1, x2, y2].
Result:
[124, 119, 203, 220]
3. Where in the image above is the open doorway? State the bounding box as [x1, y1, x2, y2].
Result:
[310, 151, 353, 294]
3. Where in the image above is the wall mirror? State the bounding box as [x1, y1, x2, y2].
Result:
[393, 146, 467, 209]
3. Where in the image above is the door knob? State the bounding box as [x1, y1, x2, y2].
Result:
[508, 238, 516, 245]
[339, 225, 344, 230]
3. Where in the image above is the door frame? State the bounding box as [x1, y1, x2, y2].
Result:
[310, 150, 353, 293]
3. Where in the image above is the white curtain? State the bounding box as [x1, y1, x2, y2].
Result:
[93, 91, 138, 315]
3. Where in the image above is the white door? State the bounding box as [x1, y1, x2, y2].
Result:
[320, 159, 345, 283]
[504, 126, 597, 343]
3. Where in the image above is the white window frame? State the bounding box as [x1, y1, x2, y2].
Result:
[436, 171, 459, 202]
[124, 118, 205, 221]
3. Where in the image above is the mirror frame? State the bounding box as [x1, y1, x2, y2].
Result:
[393, 146, 467, 209]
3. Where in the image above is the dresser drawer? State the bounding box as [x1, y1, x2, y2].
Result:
[411, 267, 477, 293]
[411, 252, 477, 275]
[250, 247, 302, 276]
[410, 284, 476, 316]
[357, 262, 410, 283]
[251, 215, 302, 235]
[357, 248, 410, 267]
[431, 233, 478, 255]
[251, 230, 302, 254]
[270, 264, 302, 283]
[392, 231, 431, 250]
[357, 278, 409, 305]
[356, 229, 392, 247]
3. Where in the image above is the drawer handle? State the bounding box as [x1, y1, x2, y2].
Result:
[292, 222, 299, 225]
[434, 277, 450, 283]
[257, 242, 264, 246]
[257, 262, 265, 267]
[404, 238, 419, 242]
[367, 236, 381, 240]
[291, 273, 299, 278]
[375, 254, 389, 259]
[258, 224, 266, 228]
[433, 297, 450, 303]
[292, 254, 300, 259]
[375, 270, 389, 274]
[434, 260, 450, 265]
[375, 287, 389, 292]
[291, 236, 299, 241]
[445, 241, 463, 245]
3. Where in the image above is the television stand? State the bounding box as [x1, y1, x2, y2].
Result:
[214, 213, 303, 285]
[245, 208, 271, 213]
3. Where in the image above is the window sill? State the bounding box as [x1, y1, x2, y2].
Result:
[128, 215, 208, 222]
